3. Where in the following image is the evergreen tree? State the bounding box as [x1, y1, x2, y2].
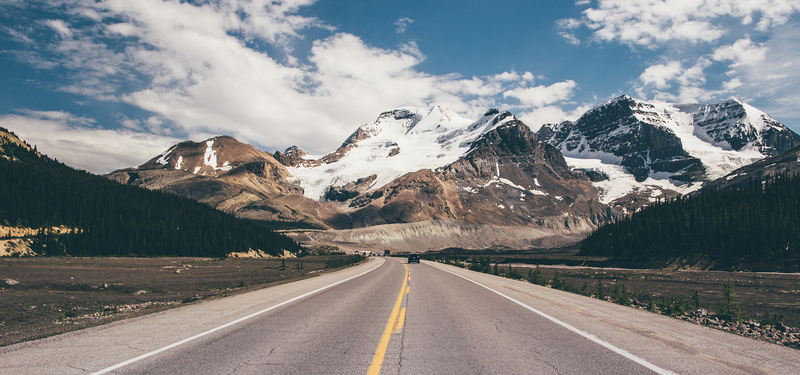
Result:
[551, 271, 563, 289]
[596, 279, 606, 300]
[0, 141, 301, 257]
[692, 289, 702, 310]
[579, 173, 800, 271]
[716, 279, 741, 321]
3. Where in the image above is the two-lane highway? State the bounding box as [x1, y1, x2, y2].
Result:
[2, 257, 800, 374]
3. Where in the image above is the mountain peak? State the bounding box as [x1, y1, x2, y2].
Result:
[537, 96, 800, 208]
[134, 135, 279, 176]
[287, 106, 518, 200]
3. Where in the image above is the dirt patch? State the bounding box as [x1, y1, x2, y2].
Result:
[0, 255, 362, 347]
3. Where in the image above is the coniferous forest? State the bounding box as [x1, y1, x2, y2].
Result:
[579, 173, 800, 271]
[0, 134, 300, 257]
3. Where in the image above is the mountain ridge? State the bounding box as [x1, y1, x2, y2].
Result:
[106, 96, 799, 251]
[537, 95, 800, 212]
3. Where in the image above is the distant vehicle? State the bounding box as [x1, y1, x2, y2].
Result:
[408, 253, 420, 263]
[378, 251, 385, 257]
[384, 250, 390, 257]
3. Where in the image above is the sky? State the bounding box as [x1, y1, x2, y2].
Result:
[2, 0, 800, 173]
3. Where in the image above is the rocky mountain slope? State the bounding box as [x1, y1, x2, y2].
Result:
[109, 107, 614, 250]
[107, 136, 330, 228]
[537, 95, 800, 212]
[107, 97, 797, 251]
[701, 145, 800, 191]
[1, 128, 300, 258]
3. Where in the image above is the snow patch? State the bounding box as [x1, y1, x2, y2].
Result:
[289, 106, 509, 200]
[156, 145, 177, 166]
[564, 156, 699, 204]
[175, 156, 183, 170]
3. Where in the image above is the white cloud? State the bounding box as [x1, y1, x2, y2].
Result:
[0, 112, 180, 173]
[712, 38, 768, 68]
[559, 0, 800, 125]
[503, 80, 577, 108]
[723, 78, 743, 90]
[45, 19, 73, 39]
[518, 102, 594, 131]
[6, 0, 587, 171]
[636, 58, 716, 103]
[394, 17, 414, 34]
[639, 61, 683, 89]
[560, 0, 800, 47]
[16, 0, 585, 158]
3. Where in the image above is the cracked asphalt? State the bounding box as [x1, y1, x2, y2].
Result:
[2, 257, 800, 374]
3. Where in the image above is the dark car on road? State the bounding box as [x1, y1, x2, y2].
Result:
[408, 253, 420, 263]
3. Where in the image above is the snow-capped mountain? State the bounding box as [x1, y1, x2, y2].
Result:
[135, 135, 278, 177]
[701, 144, 800, 192]
[279, 106, 516, 201]
[107, 135, 327, 226]
[302, 111, 614, 249]
[537, 95, 800, 210]
[108, 106, 612, 250]
[106, 97, 796, 251]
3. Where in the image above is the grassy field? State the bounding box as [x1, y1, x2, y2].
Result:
[416, 251, 800, 327]
[0, 255, 363, 347]
[524, 265, 800, 327]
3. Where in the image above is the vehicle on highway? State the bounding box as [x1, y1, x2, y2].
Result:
[408, 253, 420, 263]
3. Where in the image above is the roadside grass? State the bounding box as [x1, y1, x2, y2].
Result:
[425, 254, 800, 349]
[0, 254, 364, 347]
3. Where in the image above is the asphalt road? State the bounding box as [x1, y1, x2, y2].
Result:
[2, 257, 800, 374]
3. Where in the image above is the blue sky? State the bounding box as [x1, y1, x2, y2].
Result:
[2, 0, 800, 173]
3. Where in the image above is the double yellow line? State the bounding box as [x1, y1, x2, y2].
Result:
[367, 261, 410, 375]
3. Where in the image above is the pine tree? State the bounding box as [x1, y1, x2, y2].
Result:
[716, 279, 741, 321]
[596, 279, 606, 300]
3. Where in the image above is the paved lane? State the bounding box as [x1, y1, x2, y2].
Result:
[0, 258, 396, 374]
[114, 258, 407, 374]
[391, 261, 800, 374]
[379, 260, 652, 374]
[3, 257, 800, 374]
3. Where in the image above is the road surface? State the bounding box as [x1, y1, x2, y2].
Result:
[2, 257, 799, 374]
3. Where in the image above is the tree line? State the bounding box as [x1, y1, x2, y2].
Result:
[0, 139, 300, 257]
[579, 173, 800, 271]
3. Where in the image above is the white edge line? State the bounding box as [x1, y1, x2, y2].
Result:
[428, 262, 676, 375]
[92, 258, 385, 374]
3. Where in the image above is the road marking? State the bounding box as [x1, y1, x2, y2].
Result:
[430, 263, 676, 375]
[91, 258, 386, 375]
[393, 308, 407, 333]
[367, 261, 409, 375]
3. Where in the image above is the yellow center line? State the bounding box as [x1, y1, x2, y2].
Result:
[367, 261, 409, 375]
[393, 308, 406, 333]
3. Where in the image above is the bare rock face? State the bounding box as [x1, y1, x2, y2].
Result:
[273, 146, 316, 167]
[107, 136, 321, 226]
[106, 108, 619, 249]
[536, 95, 800, 212]
[440, 118, 614, 227]
[540, 96, 704, 183]
[316, 114, 618, 234]
[690, 100, 800, 156]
